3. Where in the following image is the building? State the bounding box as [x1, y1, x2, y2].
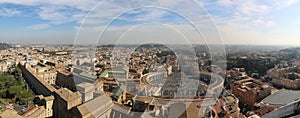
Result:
[160, 77, 182, 98]
[112, 83, 126, 104]
[0, 61, 8, 72]
[73, 69, 97, 84]
[73, 91, 113, 118]
[53, 88, 82, 118]
[247, 105, 277, 117]
[76, 82, 95, 102]
[110, 104, 133, 118]
[226, 68, 248, 81]
[267, 67, 300, 89]
[226, 68, 248, 89]
[132, 96, 155, 112]
[271, 76, 300, 89]
[231, 78, 271, 106]
[0, 104, 22, 118]
[160, 72, 216, 99]
[56, 68, 102, 93]
[261, 89, 300, 107]
[93, 77, 104, 91]
[22, 106, 46, 118]
[217, 94, 243, 118]
[103, 78, 119, 92]
[145, 71, 168, 87]
[28, 95, 55, 118]
[56, 70, 77, 92]
[100, 69, 128, 79]
[261, 99, 300, 118]
[28, 63, 57, 85]
[21, 64, 56, 96]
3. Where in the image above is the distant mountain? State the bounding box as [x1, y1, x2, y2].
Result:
[0, 43, 12, 50]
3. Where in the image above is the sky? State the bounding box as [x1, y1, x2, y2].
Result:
[0, 0, 300, 46]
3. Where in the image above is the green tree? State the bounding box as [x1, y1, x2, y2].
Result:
[0, 71, 33, 103]
[20, 90, 33, 102]
[8, 85, 23, 95]
[142, 69, 149, 74]
[13, 66, 22, 81]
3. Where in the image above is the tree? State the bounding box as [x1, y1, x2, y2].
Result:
[142, 69, 149, 74]
[8, 85, 23, 95]
[20, 90, 33, 103]
[13, 66, 22, 81]
[0, 71, 33, 103]
[0, 90, 5, 97]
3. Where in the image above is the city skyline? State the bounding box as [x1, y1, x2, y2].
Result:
[0, 0, 300, 46]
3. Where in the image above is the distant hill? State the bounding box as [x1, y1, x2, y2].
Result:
[0, 43, 12, 50]
[278, 47, 300, 61]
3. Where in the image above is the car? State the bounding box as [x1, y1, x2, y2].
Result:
[21, 106, 26, 112]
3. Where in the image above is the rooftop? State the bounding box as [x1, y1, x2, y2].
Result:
[100, 70, 126, 78]
[234, 77, 269, 90]
[0, 107, 21, 118]
[134, 96, 154, 104]
[261, 89, 300, 106]
[73, 72, 95, 84]
[78, 91, 113, 117]
[55, 88, 81, 102]
[44, 95, 55, 101]
[112, 104, 132, 115]
[77, 82, 94, 90]
[112, 83, 126, 99]
[23, 106, 45, 118]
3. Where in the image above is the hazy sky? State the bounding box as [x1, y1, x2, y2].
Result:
[0, 0, 300, 46]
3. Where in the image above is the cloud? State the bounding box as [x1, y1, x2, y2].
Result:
[0, 0, 99, 11]
[237, 3, 269, 16]
[296, 18, 300, 24]
[26, 24, 50, 30]
[216, 0, 299, 13]
[0, 0, 41, 6]
[271, 0, 300, 8]
[0, 0, 98, 24]
[285, 0, 300, 6]
[215, 0, 270, 16]
[215, 0, 299, 25]
[37, 5, 90, 24]
[1, 0, 299, 45]
[266, 20, 275, 27]
[0, 0, 211, 26]
[217, 0, 234, 6]
[0, 8, 21, 16]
